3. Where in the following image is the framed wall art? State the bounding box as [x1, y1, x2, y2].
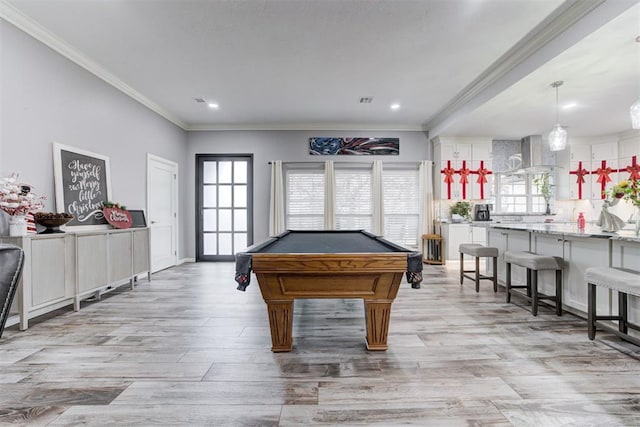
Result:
[53, 142, 112, 229]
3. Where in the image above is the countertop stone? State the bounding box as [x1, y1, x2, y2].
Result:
[490, 223, 640, 242]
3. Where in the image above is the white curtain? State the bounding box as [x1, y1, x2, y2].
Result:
[372, 160, 384, 235]
[419, 160, 435, 240]
[324, 160, 335, 230]
[269, 160, 285, 236]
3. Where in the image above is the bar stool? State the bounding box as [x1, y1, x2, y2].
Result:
[586, 266, 640, 346]
[504, 251, 563, 316]
[422, 234, 445, 265]
[459, 243, 498, 293]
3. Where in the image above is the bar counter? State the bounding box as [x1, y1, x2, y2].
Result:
[486, 223, 640, 329]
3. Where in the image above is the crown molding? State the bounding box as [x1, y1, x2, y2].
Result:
[186, 123, 425, 132]
[0, 0, 188, 130]
[424, 0, 637, 138]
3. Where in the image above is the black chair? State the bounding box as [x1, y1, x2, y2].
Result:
[0, 244, 24, 339]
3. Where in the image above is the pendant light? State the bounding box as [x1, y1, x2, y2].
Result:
[548, 81, 567, 151]
[631, 36, 640, 129]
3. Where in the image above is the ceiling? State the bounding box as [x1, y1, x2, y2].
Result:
[2, 0, 639, 139]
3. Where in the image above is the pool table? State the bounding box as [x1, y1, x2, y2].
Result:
[235, 230, 423, 352]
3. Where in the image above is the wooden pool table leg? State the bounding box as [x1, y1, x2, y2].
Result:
[266, 299, 294, 352]
[364, 300, 392, 351]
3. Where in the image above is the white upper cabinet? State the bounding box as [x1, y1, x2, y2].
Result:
[434, 138, 493, 201]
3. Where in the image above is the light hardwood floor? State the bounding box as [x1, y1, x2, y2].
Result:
[1, 262, 639, 426]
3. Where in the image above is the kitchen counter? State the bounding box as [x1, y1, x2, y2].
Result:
[486, 224, 640, 327]
[490, 222, 640, 242]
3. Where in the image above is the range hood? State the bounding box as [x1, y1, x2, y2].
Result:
[508, 135, 559, 175]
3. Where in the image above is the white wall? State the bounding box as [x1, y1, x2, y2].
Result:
[0, 20, 190, 258]
[187, 130, 431, 256]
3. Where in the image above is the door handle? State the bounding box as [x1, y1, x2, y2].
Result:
[151, 220, 157, 224]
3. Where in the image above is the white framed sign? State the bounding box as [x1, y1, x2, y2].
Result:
[53, 142, 112, 229]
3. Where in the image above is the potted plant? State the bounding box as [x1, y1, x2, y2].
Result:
[533, 173, 553, 214]
[450, 201, 473, 222]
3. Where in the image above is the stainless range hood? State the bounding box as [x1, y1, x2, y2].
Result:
[492, 136, 561, 175]
[520, 135, 557, 173]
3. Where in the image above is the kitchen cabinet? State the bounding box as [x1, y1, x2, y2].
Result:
[434, 138, 493, 201]
[611, 239, 640, 324]
[589, 142, 618, 200]
[567, 141, 621, 200]
[531, 232, 610, 314]
[618, 136, 640, 183]
[486, 228, 530, 286]
[441, 223, 487, 260]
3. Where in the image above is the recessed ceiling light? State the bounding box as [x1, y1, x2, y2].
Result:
[208, 102, 219, 109]
[562, 102, 577, 110]
[390, 103, 401, 110]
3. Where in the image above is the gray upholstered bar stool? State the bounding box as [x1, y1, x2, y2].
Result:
[459, 244, 498, 293]
[504, 251, 563, 316]
[586, 266, 640, 346]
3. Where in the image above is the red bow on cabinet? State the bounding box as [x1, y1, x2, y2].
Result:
[593, 160, 614, 200]
[457, 160, 471, 200]
[569, 161, 589, 199]
[441, 160, 456, 199]
[626, 155, 640, 181]
[472, 160, 492, 200]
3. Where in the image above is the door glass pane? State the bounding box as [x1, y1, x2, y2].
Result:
[234, 233, 247, 252]
[219, 233, 232, 255]
[234, 161, 247, 183]
[219, 161, 232, 183]
[234, 185, 247, 208]
[203, 233, 217, 255]
[203, 162, 217, 184]
[234, 209, 247, 231]
[203, 186, 217, 207]
[219, 210, 232, 231]
[203, 210, 217, 231]
[219, 185, 232, 207]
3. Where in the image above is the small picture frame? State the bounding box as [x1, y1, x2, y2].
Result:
[129, 210, 147, 228]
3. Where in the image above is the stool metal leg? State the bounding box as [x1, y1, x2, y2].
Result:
[588, 283, 596, 340]
[526, 268, 532, 299]
[619, 292, 628, 334]
[531, 270, 539, 316]
[555, 269, 563, 316]
[475, 256, 480, 292]
[492, 256, 498, 293]
[460, 253, 464, 285]
[506, 262, 512, 303]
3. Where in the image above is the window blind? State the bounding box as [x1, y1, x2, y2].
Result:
[285, 168, 324, 229]
[335, 166, 373, 231]
[383, 167, 419, 247]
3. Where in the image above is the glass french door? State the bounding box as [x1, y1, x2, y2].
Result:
[196, 154, 253, 261]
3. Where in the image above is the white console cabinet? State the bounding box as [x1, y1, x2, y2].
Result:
[1, 228, 150, 330]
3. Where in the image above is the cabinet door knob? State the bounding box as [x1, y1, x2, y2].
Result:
[151, 220, 157, 224]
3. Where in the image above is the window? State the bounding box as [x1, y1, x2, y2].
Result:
[282, 161, 422, 248]
[383, 165, 420, 247]
[285, 164, 325, 229]
[335, 164, 373, 231]
[495, 173, 550, 214]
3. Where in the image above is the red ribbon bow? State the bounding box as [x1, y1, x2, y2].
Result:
[595, 167, 612, 184]
[627, 156, 640, 181]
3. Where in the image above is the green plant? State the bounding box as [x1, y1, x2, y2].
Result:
[450, 201, 473, 220]
[533, 173, 553, 202]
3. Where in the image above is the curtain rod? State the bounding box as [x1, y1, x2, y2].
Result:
[268, 160, 433, 164]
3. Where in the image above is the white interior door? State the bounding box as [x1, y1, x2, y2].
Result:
[147, 154, 178, 272]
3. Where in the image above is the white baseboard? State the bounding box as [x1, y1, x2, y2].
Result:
[178, 258, 195, 265]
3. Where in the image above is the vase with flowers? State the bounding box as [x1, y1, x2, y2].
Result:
[604, 179, 640, 235]
[0, 173, 45, 236]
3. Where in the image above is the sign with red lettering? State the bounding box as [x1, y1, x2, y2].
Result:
[103, 207, 132, 229]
